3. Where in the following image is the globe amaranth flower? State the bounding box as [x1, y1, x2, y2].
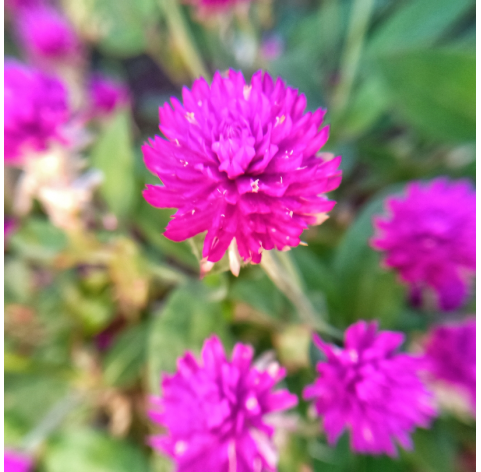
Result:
[4, 451, 31, 472]
[88, 73, 130, 118]
[371, 178, 475, 311]
[149, 335, 298, 471]
[143, 70, 342, 266]
[303, 321, 436, 456]
[15, 5, 82, 65]
[422, 318, 476, 416]
[4, 59, 69, 164]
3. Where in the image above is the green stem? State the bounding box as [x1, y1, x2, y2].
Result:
[21, 391, 82, 453]
[331, 0, 375, 119]
[260, 251, 342, 340]
[159, 0, 210, 81]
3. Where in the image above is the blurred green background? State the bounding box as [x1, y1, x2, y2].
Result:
[4, 0, 475, 470]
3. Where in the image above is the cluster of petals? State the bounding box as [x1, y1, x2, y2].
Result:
[143, 69, 342, 264]
[88, 74, 130, 118]
[421, 317, 476, 416]
[15, 5, 82, 65]
[303, 321, 436, 456]
[149, 335, 298, 471]
[4, 59, 69, 165]
[371, 178, 475, 311]
[4, 451, 31, 472]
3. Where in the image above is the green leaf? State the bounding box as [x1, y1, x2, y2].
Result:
[103, 323, 148, 388]
[229, 266, 292, 321]
[375, 49, 475, 142]
[5, 374, 69, 443]
[95, 0, 160, 56]
[10, 218, 67, 263]
[333, 184, 407, 327]
[90, 110, 136, 220]
[368, 0, 473, 54]
[147, 282, 232, 393]
[44, 428, 150, 472]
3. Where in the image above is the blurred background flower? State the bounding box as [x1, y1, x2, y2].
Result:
[3, 0, 475, 470]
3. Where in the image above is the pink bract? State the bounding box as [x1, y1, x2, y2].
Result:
[4, 59, 69, 165]
[4, 451, 31, 472]
[371, 178, 476, 311]
[88, 74, 130, 118]
[149, 335, 298, 471]
[422, 317, 476, 416]
[16, 5, 82, 65]
[142, 70, 342, 264]
[303, 321, 436, 456]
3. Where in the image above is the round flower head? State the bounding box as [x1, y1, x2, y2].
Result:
[149, 335, 298, 471]
[303, 321, 436, 456]
[16, 6, 82, 65]
[4, 451, 31, 472]
[143, 70, 342, 266]
[422, 318, 476, 416]
[88, 74, 130, 118]
[371, 178, 475, 311]
[4, 59, 69, 164]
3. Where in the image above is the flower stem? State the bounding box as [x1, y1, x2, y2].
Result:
[21, 391, 82, 453]
[330, 0, 375, 119]
[260, 251, 342, 340]
[158, 0, 211, 81]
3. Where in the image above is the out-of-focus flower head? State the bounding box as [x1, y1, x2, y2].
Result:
[15, 5, 83, 66]
[303, 320, 436, 456]
[4, 218, 17, 248]
[421, 317, 476, 416]
[260, 35, 284, 62]
[4, 451, 31, 472]
[88, 73, 130, 119]
[4, 0, 43, 13]
[371, 178, 475, 311]
[149, 335, 298, 471]
[143, 70, 342, 271]
[4, 59, 69, 165]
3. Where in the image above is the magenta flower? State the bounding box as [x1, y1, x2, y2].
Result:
[422, 318, 476, 416]
[371, 178, 476, 311]
[15, 6, 82, 65]
[303, 321, 436, 456]
[143, 70, 341, 265]
[5, 0, 43, 13]
[4, 451, 31, 472]
[4, 218, 17, 248]
[4, 59, 69, 164]
[149, 335, 298, 471]
[88, 74, 130, 118]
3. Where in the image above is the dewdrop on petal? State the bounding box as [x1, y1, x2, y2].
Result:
[142, 70, 342, 273]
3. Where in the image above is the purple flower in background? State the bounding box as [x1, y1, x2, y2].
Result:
[371, 178, 476, 311]
[303, 321, 436, 456]
[88, 74, 130, 118]
[422, 318, 476, 416]
[16, 6, 82, 65]
[4, 59, 69, 164]
[5, 0, 43, 13]
[143, 70, 341, 266]
[4, 218, 17, 248]
[149, 335, 298, 471]
[4, 451, 31, 472]
[186, 0, 250, 12]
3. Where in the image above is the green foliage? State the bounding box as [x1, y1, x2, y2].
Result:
[90, 110, 137, 220]
[3, 0, 475, 470]
[44, 429, 150, 472]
